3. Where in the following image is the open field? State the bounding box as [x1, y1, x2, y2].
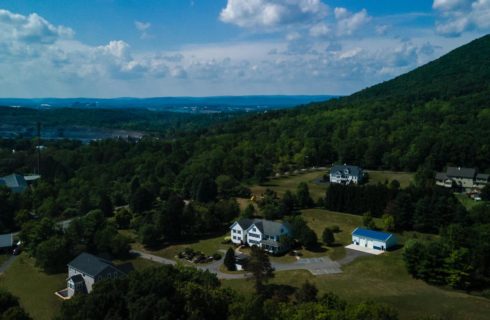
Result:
[0, 255, 65, 320]
[301, 209, 382, 260]
[249, 170, 415, 204]
[251, 170, 328, 200]
[0, 253, 160, 320]
[131, 232, 231, 261]
[365, 170, 414, 188]
[222, 250, 490, 320]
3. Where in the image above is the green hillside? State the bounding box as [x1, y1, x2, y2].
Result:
[203, 34, 490, 174]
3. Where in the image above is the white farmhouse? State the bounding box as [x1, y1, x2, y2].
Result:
[230, 218, 291, 254]
[329, 165, 363, 185]
[351, 227, 396, 251]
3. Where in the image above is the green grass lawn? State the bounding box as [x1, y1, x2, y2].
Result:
[301, 209, 382, 260]
[132, 233, 231, 261]
[365, 170, 414, 188]
[0, 253, 161, 320]
[249, 170, 414, 204]
[454, 193, 486, 211]
[0, 253, 9, 266]
[0, 255, 66, 320]
[222, 251, 490, 320]
[251, 170, 327, 201]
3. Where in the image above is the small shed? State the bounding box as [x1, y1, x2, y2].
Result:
[351, 228, 396, 251]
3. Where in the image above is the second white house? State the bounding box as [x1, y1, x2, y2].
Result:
[230, 218, 291, 254]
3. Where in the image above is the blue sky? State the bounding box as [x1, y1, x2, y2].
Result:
[0, 0, 488, 97]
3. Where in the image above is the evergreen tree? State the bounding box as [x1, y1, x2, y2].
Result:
[245, 246, 274, 292]
[224, 247, 236, 271]
[322, 227, 335, 246]
[295, 281, 318, 303]
[296, 182, 313, 208]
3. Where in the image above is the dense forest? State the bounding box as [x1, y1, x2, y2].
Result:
[0, 107, 240, 137]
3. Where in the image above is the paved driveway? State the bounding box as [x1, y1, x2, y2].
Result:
[273, 257, 342, 275]
[132, 248, 370, 279]
[0, 255, 18, 274]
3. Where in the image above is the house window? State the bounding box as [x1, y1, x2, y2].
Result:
[249, 232, 260, 238]
[237, 230, 241, 234]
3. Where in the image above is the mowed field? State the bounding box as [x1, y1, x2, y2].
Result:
[222, 250, 490, 320]
[0, 254, 160, 320]
[248, 169, 415, 203]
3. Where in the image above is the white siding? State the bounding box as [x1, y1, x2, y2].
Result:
[231, 224, 245, 244]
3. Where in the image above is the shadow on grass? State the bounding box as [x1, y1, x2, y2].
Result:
[141, 231, 228, 251]
[305, 245, 328, 253]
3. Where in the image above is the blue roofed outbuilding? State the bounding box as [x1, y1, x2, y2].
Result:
[351, 227, 396, 251]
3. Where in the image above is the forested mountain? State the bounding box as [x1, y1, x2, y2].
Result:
[202, 34, 490, 173]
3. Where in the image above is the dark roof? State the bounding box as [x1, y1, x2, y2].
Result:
[233, 219, 255, 230]
[261, 239, 280, 247]
[244, 219, 289, 235]
[0, 174, 28, 193]
[352, 227, 393, 242]
[69, 274, 85, 283]
[476, 173, 490, 181]
[0, 233, 13, 248]
[68, 253, 118, 278]
[446, 167, 476, 179]
[435, 172, 448, 180]
[330, 165, 363, 177]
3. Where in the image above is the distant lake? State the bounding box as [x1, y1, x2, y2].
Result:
[0, 124, 144, 143]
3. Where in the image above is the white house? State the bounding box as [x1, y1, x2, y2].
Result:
[230, 218, 291, 254]
[329, 165, 363, 185]
[435, 167, 489, 191]
[65, 253, 124, 298]
[351, 227, 396, 251]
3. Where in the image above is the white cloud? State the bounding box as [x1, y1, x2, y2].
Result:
[335, 8, 371, 36]
[134, 20, 152, 39]
[0, 9, 73, 44]
[433, 0, 490, 36]
[219, 0, 327, 29]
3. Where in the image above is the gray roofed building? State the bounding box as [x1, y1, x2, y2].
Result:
[253, 219, 290, 236]
[435, 172, 448, 180]
[0, 233, 13, 248]
[329, 164, 364, 185]
[63, 252, 125, 298]
[436, 166, 489, 190]
[0, 174, 28, 193]
[446, 167, 477, 179]
[230, 218, 291, 254]
[68, 252, 121, 278]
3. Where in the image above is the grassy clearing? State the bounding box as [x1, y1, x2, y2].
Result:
[251, 170, 327, 201]
[454, 193, 486, 211]
[365, 170, 414, 188]
[222, 251, 490, 320]
[0, 255, 65, 320]
[0, 253, 8, 266]
[131, 233, 231, 261]
[0, 253, 160, 320]
[301, 209, 382, 260]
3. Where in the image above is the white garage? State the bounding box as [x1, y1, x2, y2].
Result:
[351, 227, 396, 251]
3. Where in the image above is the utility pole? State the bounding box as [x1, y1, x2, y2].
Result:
[37, 120, 41, 175]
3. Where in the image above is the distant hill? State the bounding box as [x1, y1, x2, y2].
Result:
[0, 95, 335, 113]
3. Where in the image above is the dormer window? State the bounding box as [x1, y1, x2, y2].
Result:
[344, 168, 350, 175]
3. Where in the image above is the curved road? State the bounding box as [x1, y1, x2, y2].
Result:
[130, 248, 368, 279]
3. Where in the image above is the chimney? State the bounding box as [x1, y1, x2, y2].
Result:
[458, 167, 461, 171]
